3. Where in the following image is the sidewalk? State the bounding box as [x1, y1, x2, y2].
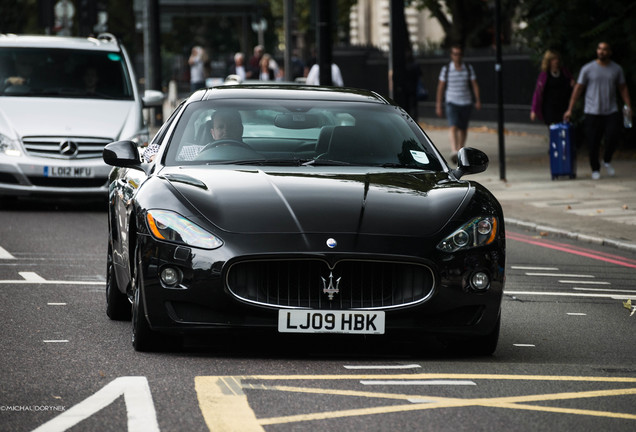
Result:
[419, 117, 636, 252]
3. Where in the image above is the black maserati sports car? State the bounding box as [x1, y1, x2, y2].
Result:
[103, 84, 505, 354]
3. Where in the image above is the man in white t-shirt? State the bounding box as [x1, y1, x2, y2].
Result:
[435, 45, 481, 164]
[564, 41, 632, 179]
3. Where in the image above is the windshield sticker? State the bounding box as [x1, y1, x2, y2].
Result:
[410, 150, 429, 164]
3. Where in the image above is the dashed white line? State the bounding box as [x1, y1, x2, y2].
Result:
[559, 280, 610, 285]
[567, 313, 587, 316]
[573, 287, 636, 293]
[511, 266, 559, 271]
[525, 273, 595, 278]
[43, 340, 69, 343]
[344, 364, 421, 370]
[360, 380, 476, 386]
[47, 303, 67, 306]
[505, 291, 635, 300]
[514, 344, 536, 347]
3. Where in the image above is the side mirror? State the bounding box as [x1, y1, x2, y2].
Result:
[451, 147, 489, 179]
[103, 140, 144, 169]
[142, 89, 165, 107]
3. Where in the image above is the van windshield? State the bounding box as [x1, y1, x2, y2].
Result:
[0, 48, 134, 100]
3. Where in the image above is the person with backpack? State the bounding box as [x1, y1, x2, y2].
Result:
[435, 44, 481, 164]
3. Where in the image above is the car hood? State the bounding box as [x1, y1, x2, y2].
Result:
[160, 168, 470, 236]
[0, 97, 135, 139]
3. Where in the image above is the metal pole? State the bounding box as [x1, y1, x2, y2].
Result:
[316, 0, 332, 86]
[389, 0, 406, 108]
[495, 0, 506, 181]
[284, 0, 292, 82]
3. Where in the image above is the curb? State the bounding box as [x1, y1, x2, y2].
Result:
[506, 218, 636, 253]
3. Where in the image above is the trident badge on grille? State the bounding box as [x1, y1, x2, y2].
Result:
[321, 272, 341, 300]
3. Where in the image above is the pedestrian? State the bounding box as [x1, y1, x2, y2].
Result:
[435, 44, 481, 164]
[228, 52, 247, 82]
[305, 62, 344, 86]
[258, 54, 276, 81]
[564, 42, 632, 180]
[248, 45, 264, 79]
[530, 50, 574, 125]
[188, 46, 208, 92]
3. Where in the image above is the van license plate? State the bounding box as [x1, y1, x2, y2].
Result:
[44, 166, 94, 177]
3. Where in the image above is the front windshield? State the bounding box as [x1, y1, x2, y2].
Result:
[162, 98, 444, 171]
[0, 47, 133, 99]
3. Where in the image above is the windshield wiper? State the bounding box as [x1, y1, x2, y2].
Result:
[302, 158, 351, 166]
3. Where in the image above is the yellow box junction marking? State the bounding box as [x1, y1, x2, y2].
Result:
[195, 373, 636, 431]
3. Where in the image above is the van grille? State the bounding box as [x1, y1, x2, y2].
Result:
[22, 136, 113, 159]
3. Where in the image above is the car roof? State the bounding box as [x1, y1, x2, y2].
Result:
[194, 84, 394, 105]
[0, 33, 121, 52]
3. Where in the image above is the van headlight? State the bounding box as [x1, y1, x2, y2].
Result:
[146, 209, 223, 249]
[0, 133, 22, 157]
[437, 216, 498, 253]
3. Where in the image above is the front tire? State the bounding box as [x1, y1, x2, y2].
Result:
[106, 243, 131, 320]
[131, 242, 160, 352]
[446, 316, 501, 357]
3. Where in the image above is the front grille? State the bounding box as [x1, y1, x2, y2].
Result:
[226, 258, 435, 310]
[23, 136, 113, 159]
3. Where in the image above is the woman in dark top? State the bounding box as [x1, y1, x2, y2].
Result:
[531, 50, 574, 125]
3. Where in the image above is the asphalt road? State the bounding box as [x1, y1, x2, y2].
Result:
[0, 198, 635, 432]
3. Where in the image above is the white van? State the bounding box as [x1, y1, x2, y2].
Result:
[0, 33, 163, 198]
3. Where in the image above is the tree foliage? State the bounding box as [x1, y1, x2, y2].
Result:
[518, 0, 636, 95]
[411, 0, 520, 50]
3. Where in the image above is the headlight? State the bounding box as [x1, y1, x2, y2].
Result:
[0, 133, 22, 157]
[436, 216, 498, 253]
[146, 209, 223, 249]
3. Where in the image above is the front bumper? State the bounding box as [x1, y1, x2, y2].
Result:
[0, 158, 110, 196]
[136, 231, 505, 339]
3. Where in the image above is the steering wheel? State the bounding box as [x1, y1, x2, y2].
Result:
[201, 139, 252, 152]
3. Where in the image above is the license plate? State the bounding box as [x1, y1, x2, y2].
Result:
[278, 310, 385, 334]
[44, 166, 94, 178]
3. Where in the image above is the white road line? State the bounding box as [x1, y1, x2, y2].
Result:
[559, 280, 610, 285]
[407, 398, 437, 404]
[32, 376, 159, 432]
[525, 273, 595, 278]
[47, 303, 67, 306]
[567, 313, 587, 316]
[573, 287, 636, 293]
[0, 245, 15, 259]
[20, 271, 47, 282]
[43, 340, 69, 343]
[514, 344, 535, 347]
[344, 364, 421, 370]
[505, 290, 636, 300]
[0, 279, 104, 285]
[360, 380, 476, 386]
[511, 266, 559, 271]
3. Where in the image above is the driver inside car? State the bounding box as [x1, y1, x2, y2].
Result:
[144, 109, 245, 162]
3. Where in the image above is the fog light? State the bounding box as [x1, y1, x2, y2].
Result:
[160, 267, 182, 286]
[470, 271, 490, 291]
